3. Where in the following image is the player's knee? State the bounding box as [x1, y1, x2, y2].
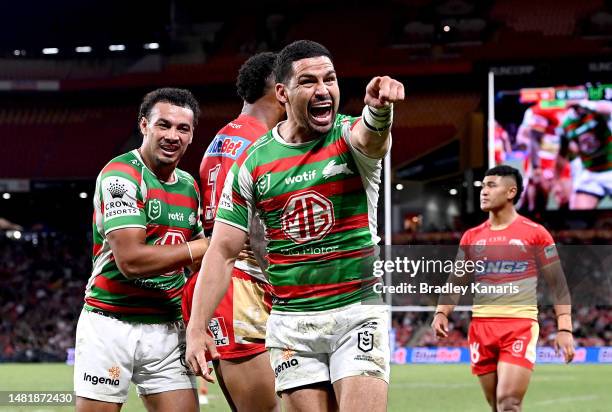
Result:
[496, 394, 522, 412]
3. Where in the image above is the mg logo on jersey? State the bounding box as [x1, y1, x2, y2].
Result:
[281, 191, 334, 244]
[156, 230, 186, 246]
[154, 230, 187, 277]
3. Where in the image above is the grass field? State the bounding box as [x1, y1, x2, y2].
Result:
[0, 363, 611, 411]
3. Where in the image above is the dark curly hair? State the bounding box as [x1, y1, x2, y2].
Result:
[274, 40, 333, 84]
[138, 87, 200, 127]
[236, 52, 277, 104]
[485, 165, 524, 204]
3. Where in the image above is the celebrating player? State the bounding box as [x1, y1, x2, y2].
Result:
[432, 165, 574, 412]
[186, 40, 404, 411]
[182, 52, 285, 411]
[557, 103, 612, 209]
[515, 101, 572, 210]
[74, 88, 209, 412]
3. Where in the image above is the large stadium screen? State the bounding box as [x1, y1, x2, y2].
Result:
[489, 76, 612, 211]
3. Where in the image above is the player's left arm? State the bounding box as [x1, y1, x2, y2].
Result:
[350, 76, 405, 159]
[538, 234, 575, 363]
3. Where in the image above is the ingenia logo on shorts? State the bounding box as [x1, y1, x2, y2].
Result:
[274, 358, 298, 377]
[275, 349, 299, 377]
[83, 366, 120, 386]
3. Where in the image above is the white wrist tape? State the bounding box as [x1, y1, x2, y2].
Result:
[186, 242, 194, 264]
[362, 104, 393, 133]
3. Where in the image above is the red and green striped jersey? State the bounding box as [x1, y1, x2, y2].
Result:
[561, 109, 612, 172]
[85, 149, 204, 323]
[216, 114, 385, 312]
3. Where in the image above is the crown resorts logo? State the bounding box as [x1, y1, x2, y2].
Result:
[108, 179, 128, 199]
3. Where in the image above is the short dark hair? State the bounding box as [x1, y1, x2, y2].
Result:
[274, 40, 333, 84]
[236, 52, 277, 104]
[484, 165, 524, 204]
[138, 87, 200, 127]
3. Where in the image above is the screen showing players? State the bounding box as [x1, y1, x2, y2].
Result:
[490, 80, 612, 211]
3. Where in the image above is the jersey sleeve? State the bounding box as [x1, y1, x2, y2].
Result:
[457, 231, 472, 261]
[98, 172, 146, 235]
[215, 161, 253, 233]
[342, 116, 390, 172]
[534, 225, 559, 268]
[191, 178, 205, 240]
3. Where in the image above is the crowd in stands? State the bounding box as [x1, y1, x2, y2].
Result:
[0, 232, 89, 362]
[0, 227, 610, 362]
[394, 306, 612, 348]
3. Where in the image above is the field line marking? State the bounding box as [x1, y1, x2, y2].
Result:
[532, 395, 598, 406]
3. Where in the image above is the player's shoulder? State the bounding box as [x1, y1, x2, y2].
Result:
[516, 215, 546, 231]
[335, 113, 359, 132]
[242, 131, 276, 164]
[464, 220, 489, 238]
[175, 168, 197, 186]
[99, 150, 143, 181]
[219, 115, 266, 140]
[336, 113, 358, 125]
[515, 215, 553, 242]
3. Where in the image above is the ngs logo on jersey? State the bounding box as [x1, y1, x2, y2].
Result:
[205, 134, 250, 160]
[281, 191, 334, 244]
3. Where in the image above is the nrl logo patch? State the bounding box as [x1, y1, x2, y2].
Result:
[147, 199, 162, 220]
[256, 172, 271, 196]
[357, 330, 374, 352]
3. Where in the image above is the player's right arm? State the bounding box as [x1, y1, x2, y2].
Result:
[98, 168, 208, 279]
[537, 233, 575, 363]
[108, 228, 209, 279]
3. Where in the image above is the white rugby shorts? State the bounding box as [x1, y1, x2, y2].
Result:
[266, 304, 390, 393]
[573, 168, 612, 198]
[73, 309, 196, 403]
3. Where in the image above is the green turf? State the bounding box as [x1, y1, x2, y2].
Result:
[0, 363, 610, 411]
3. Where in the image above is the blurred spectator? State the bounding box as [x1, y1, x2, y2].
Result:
[0, 231, 89, 362]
